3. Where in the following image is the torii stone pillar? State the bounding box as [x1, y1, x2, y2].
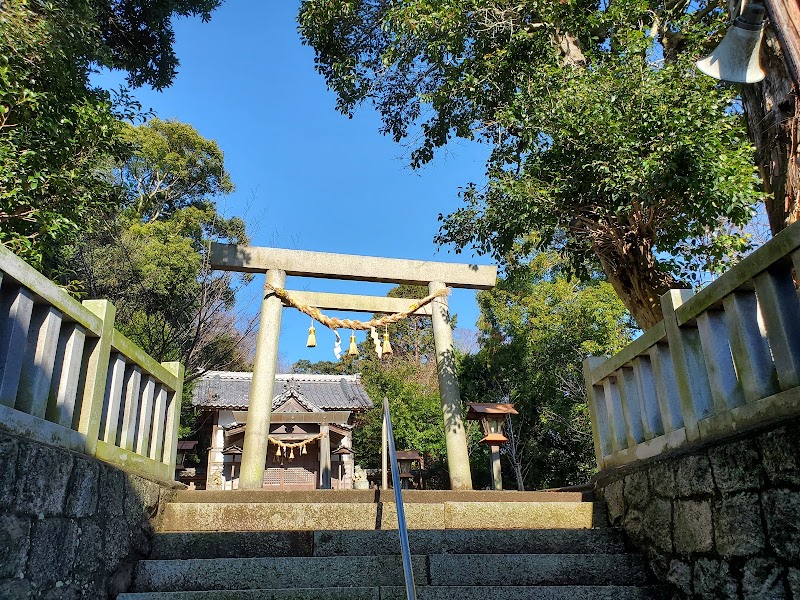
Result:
[429, 281, 472, 489]
[239, 269, 286, 489]
[211, 243, 496, 490]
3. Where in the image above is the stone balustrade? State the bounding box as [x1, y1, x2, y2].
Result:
[0, 245, 184, 482]
[584, 220, 800, 471]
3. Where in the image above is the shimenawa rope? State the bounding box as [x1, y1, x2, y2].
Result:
[264, 284, 448, 331]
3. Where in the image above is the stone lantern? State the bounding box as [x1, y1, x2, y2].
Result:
[466, 403, 518, 491]
[332, 445, 354, 490]
[394, 450, 422, 489]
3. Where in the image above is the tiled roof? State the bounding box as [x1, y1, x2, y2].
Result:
[191, 372, 374, 411]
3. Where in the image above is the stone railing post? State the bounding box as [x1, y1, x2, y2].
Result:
[78, 300, 116, 456]
[660, 290, 712, 443]
[320, 424, 331, 490]
[752, 265, 800, 390]
[0, 284, 34, 407]
[583, 356, 610, 469]
[161, 361, 185, 472]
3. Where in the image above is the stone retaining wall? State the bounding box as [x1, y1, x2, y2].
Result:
[597, 417, 800, 599]
[0, 429, 178, 599]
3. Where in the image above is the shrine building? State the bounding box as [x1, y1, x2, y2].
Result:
[191, 371, 373, 490]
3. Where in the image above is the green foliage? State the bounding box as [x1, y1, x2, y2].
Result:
[120, 118, 235, 221]
[65, 204, 249, 366]
[384, 285, 435, 363]
[435, 55, 759, 282]
[291, 358, 359, 375]
[0, 0, 222, 267]
[354, 358, 450, 486]
[458, 253, 634, 488]
[56, 118, 248, 443]
[57, 119, 250, 378]
[0, 1, 126, 267]
[88, 0, 222, 90]
[298, 0, 762, 328]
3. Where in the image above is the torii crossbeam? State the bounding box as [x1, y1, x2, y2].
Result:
[211, 243, 498, 490]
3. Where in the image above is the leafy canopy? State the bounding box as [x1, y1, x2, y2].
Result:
[298, 0, 762, 328]
[459, 253, 634, 488]
[0, 0, 223, 268]
[120, 118, 234, 221]
[58, 118, 249, 378]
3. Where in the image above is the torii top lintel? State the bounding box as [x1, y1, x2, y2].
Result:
[210, 243, 498, 290]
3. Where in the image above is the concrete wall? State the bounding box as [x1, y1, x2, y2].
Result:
[597, 416, 800, 599]
[0, 429, 177, 599]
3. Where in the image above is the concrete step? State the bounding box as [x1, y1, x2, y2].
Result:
[119, 585, 668, 600]
[171, 490, 594, 504]
[158, 500, 601, 532]
[131, 554, 651, 593]
[150, 528, 627, 560]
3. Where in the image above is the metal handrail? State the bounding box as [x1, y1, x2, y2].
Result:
[383, 397, 417, 600]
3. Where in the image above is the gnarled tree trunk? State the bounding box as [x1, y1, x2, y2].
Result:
[740, 3, 799, 233]
[591, 227, 682, 330]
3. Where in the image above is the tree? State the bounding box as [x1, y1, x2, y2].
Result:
[298, 0, 762, 329]
[0, 0, 222, 267]
[58, 119, 252, 381]
[291, 358, 359, 375]
[0, 1, 125, 267]
[353, 359, 451, 486]
[119, 118, 234, 221]
[726, 0, 799, 235]
[458, 253, 635, 489]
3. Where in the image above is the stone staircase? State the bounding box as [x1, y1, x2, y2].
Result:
[119, 490, 665, 600]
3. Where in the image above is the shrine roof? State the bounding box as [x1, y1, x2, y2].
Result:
[191, 371, 374, 412]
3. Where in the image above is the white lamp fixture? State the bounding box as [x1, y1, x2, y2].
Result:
[696, 4, 767, 84]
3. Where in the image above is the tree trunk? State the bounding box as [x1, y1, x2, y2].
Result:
[592, 232, 681, 330]
[740, 22, 799, 233]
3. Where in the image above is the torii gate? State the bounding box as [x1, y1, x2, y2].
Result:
[211, 243, 497, 490]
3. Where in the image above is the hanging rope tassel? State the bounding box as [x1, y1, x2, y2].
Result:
[348, 330, 359, 357]
[306, 318, 317, 348]
[382, 326, 393, 356]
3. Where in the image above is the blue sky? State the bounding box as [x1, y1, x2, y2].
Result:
[95, 1, 493, 365]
